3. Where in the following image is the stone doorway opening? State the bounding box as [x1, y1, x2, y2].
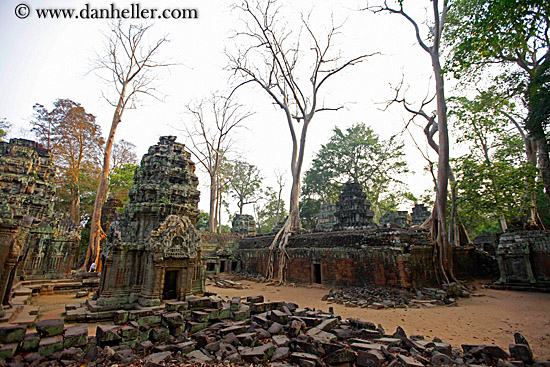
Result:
[163, 270, 180, 300]
[313, 263, 322, 284]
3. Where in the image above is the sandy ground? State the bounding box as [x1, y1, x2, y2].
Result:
[30, 280, 550, 360]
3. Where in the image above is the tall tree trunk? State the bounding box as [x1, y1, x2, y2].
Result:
[209, 175, 217, 232]
[537, 138, 550, 210]
[432, 47, 453, 282]
[70, 186, 80, 223]
[82, 89, 125, 272]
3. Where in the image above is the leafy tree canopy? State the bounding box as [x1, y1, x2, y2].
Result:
[302, 123, 409, 221]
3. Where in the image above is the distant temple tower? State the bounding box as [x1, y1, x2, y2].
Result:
[98, 136, 204, 307]
[334, 182, 374, 230]
[231, 214, 256, 236]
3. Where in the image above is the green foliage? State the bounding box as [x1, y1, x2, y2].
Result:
[0, 117, 10, 142]
[447, 0, 549, 77]
[454, 157, 537, 237]
[253, 187, 288, 234]
[226, 160, 263, 215]
[300, 197, 321, 231]
[450, 88, 539, 236]
[302, 123, 409, 222]
[109, 163, 138, 207]
[196, 210, 210, 231]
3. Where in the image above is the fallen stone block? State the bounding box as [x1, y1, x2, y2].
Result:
[510, 344, 533, 363]
[20, 331, 40, 352]
[38, 335, 64, 357]
[137, 314, 161, 328]
[63, 324, 88, 348]
[272, 346, 291, 362]
[186, 349, 213, 363]
[307, 327, 337, 343]
[172, 340, 196, 354]
[150, 326, 170, 342]
[96, 325, 121, 346]
[188, 297, 212, 310]
[162, 312, 184, 327]
[324, 348, 357, 365]
[36, 318, 64, 337]
[397, 353, 425, 367]
[240, 342, 275, 363]
[357, 349, 386, 367]
[290, 351, 321, 366]
[113, 310, 129, 325]
[145, 351, 172, 364]
[0, 343, 18, 360]
[0, 325, 27, 345]
[247, 295, 264, 304]
[165, 301, 188, 312]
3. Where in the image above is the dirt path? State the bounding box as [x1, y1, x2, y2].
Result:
[30, 281, 550, 360]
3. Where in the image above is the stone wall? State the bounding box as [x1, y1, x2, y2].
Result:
[200, 232, 240, 273]
[0, 139, 56, 306]
[497, 230, 550, 286]
[238, 229, 438, 289]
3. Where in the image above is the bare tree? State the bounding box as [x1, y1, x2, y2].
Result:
[228, 0, 373, 283]
[184, 94, 252, 232]
[369, 0, 456, 284]
[82, 22, 169, 272]
[274, 168, 286, 223]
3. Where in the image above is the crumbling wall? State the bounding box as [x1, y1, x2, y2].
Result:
[0, 139, 56, 306]
[239, 229, 438, 289]
[200, 232, 240, 273]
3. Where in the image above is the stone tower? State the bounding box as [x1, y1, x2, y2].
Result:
[98, 136, 203, 307]
[334, 182, 374, 230]
[0, 139, 55, 307]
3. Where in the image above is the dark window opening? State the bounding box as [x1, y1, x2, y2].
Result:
[231, 261, 238, 271]
[220, 260, 226, 273]
[313, 263, 322, 284]
[206, 262, 215, 271]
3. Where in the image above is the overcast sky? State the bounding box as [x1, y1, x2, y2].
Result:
[0, 0, 447, 223]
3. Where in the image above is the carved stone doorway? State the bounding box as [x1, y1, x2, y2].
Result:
[163, 269, 179, 300]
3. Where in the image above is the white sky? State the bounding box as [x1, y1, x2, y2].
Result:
[0, 0, 449, 224]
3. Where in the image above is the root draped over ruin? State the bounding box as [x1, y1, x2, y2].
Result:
[266, 218, 292, 285]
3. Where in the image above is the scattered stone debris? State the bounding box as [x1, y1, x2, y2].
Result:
[1, 293, 546, 366]
[214, 279, 244, 289]
[323, 283, 472, 309]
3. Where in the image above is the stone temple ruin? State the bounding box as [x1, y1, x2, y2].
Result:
[335, 182, 374, 230]
[231, 214, 256, 236]
[0, 139, 80, 312]
[96, 136, 204, 310]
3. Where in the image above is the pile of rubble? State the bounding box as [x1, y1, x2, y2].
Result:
[323, 283, 471, 309]
[0, 294, 545, 366]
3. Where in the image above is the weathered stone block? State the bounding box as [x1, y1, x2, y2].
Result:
[188, 321, 209, 333]
[218, 306, 232, 320]
[63, 324, 88, 348]
[165, 301, 188, 312]
[150, 326, 170, 342]
[510, 344, 533, 363]
[114, 310, 129, 325]
[325, 348, 357, 365]
[230, 297, 240, 311]
[240, 342, 275, 363]
[247, 295, 264, 304]
[20, 332, 40, 352]
[357, 350, 385, 367]
[188, 297, 211, 310]
[0, 343, 18, 359]
[192, 310, 209, 323]
[169, 325, 184, 337]
[96, 325, 121, 346]
[38, 335, 64, 357]
[120, 325, 139, 340]
[162, 312, 184, 327]
[36, 318, 64, 337]
[137, 315, 161, 328]
[0, 325, 26, 344]
[290, 351, 321, 366]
